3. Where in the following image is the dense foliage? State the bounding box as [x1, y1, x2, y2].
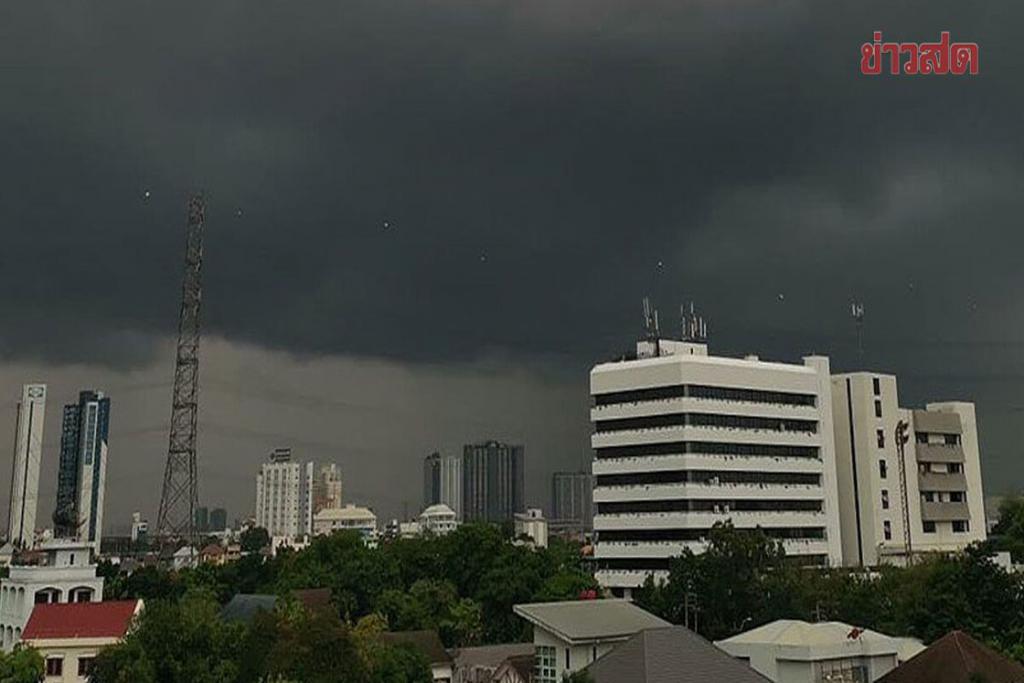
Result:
[0, 647, 43, 683]
[992, 495, 1024, 562]
[635, 522, 1024, 661]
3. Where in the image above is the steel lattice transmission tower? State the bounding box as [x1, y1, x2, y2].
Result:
[157, 195, 205, 546]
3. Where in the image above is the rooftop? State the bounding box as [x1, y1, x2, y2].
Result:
[586, 626, 771, 683]
[380, 630, 451, 665]
[877, 630, 1024, 683]
[22, 600, 142, 641]
[513, 599, 670, 645]
[717, 620, 915, 660]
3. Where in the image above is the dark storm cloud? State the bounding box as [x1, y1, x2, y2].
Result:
[1, 1, 1023, 504]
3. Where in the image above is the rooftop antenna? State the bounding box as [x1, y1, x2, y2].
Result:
[681, 301, 708, 343]
[642, 296, 662, 356]
[851, 301, 865, 356]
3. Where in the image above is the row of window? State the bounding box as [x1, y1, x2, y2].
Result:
[595, 470, 821, 487]
[46, 657, 95, 677]
[880, 519, 971, 540]
[596, 498, 823, 515]
[596, 555, 830, 571]
[594, 441, 820, 460]
[594, 412, 818, 434]
[598, 526, 826, 542]
[593, 384, 817, 407]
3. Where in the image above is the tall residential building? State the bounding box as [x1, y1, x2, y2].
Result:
[591, 339, 842, 595]
[53, 391, 111, 550]
[194, 506, 210, 533]
[7, 384, 46, 548]
[312, 463, 344, 514]
[254, 448, 315, 539]
[423, 452, 463, 519]
[209, 508, 227, 532]
[831, 372, 987, 567]
[551, 471, 593, 533]
[462, 441, 525, 523]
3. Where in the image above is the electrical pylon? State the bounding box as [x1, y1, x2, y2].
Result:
[157, 194, 205, 547]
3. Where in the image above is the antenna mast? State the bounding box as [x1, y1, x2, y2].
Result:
[157, 195, 205, 548]
[681, 301, 708, 343]
[851, 301, 865, 356]
[894, 419, 913, 564]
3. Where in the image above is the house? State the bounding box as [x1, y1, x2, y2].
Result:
[0, 540, 105, 651]
[219, 588, 332, 624]
[490, 653, 534, 683]
[513, 599, 671, 682]
[584, 626, 770, 683]
[199, 543, 226, 566]
[450, 643, 534, 683]
[715, 620, 924, 683]
[171, 545, 195, 571]
[380, 630, 453, 682]
[876, 630, 1024, 683]
[21, 599, 143, 682]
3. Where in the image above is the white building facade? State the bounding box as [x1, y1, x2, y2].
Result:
[255, 448, 310, 540]
[591, 339, 843, 594]
[0, 540, 104, 651]
[419, 504, 459, 536]
[7, 384, 46, 549]
[313, 504, 378, 541]
[831, 373, 986, 567]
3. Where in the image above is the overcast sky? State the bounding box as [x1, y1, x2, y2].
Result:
[1, 1, 1022, 533]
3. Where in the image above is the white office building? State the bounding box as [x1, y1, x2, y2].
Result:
[591, 338, 843, 594]
[255, 448, 311, 540]
[831, 372, 987, 567]
[7, 384, 46, 549]
[0, 540, 104, 651]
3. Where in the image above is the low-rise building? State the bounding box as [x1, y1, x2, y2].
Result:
[585, 626, 770, 683]
[0, 540, 104, 651]
[420, 504, 459, 536]
[450, 643, 534, 683]
[715, 619, 923, 683]
[22, 599, 142, 683]
[877, 630, 1024, 683]
[490, 653, 534, 683]
[313, 504, 377, 541]
[513, 599, 670, 682]
[513, 508, 549, 548]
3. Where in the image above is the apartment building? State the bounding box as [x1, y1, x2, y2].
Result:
[591, 338, 843, 594]
[831, 373, 986, 566]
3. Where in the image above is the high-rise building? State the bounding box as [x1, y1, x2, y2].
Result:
[53, 390, 111, 550]
[209, 508, 227, 532]
[423, 452, 463, 519]
[591, 338, 842, 595]
[254, 448, 314, 539]
[194, 506, 210, 533]
[7, 384, 46, 548]
[831, 372, 987, 567]
[312, 463, 344, 514]
[551, 471, 593, 533]
[462, 441, 524, 523]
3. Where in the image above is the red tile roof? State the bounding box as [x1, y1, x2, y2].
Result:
[877, 630, 1024, 683]
[22, 600, 141, 641]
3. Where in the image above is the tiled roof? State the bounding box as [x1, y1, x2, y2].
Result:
[877, 631, 1024, 683]
[22, 600, 141, 641]
[380, 630, 452, 665]
[586, 626, 772, 683]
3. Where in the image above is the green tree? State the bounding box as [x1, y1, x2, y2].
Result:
[993, 496, 1024, 562]
[0, 646, 44, 683]
[239, 527, 271, 554]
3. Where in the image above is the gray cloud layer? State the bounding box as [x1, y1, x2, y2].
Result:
[1, 1, 1022, 524]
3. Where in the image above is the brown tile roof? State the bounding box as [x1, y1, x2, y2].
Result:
[877, 631, 1024, 683]
[380, 630, 452, 665]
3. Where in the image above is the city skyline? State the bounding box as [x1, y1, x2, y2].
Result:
[2, 1, 1023, 533]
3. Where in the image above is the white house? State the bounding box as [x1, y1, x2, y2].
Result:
[0, 540, 104, 651]
[420, 504, 459, 536]
[313, 504, 377, 541]
[715, 619, 925, 683]
[22, 599, 142, 683]
[513, 599, 670, 682]
[513, 508, 549, 548]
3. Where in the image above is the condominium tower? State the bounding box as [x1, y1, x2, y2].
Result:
[423, 452, 463, 520]
[53, 390, 111, 550]
[462, 441, 525, 523]
[591, 338, 843, 594]
[831, 372, 986, 566]
[7, 384, 47, 548]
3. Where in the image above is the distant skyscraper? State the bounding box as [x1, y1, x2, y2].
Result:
[7, 384, 46, 548]
[552, 471, 594, 532]
[462, 441, 524, 523]
[423, 452, 462, 519]
[194, 506, 210, 533]
[53, 390, 111, 550]
[209, 508, 227, 532]
[312, 463, 344, 514]
[255, 448, 314, 539]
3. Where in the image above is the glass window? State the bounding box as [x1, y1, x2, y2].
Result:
[923, 521, 936, 533]
[876, 429, 885, 448]
[881, 490, 889, 510]
[883, 520, 892, 541]
[78, 657, 95, 676]
[46, 658, 63, 676]
[536, 646, 557, 683]
[874, 400, 882, 418]
[872, 377, 881, 395]
[953, 520, 969, 533]
[879, 460, 887, 479]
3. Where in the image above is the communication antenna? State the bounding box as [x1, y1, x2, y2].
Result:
[894, 420, 913, 564]
[680, 302, 708, 343]
[642, 297, 661, 356]
[157, 195, 205, 549]
[851, 301, 865, 356]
